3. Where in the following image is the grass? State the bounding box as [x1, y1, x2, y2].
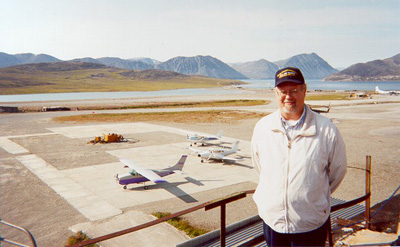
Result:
[305, 93, 351, 101]
[77, 99, 269, 110]
[0, 65, 245, 95]
[54, 110, 268, 124]
[65, 231, 96, 247]
[152, 212, 209, 238]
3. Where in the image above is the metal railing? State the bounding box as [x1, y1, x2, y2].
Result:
[71, 156, 373, 247]
[0, 219, 37, 247]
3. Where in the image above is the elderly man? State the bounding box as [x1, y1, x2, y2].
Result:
[251, 67, 347, 246]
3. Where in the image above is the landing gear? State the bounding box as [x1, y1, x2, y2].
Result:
[144, 186, 149, 190]
[201, 159, 204, 163]
[123, 185, 127, 189]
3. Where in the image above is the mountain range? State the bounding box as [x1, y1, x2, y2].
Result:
[324, 53, 400, 81]
[1, 52, 399, 81]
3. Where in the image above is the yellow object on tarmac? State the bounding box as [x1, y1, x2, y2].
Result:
[104, 133, 123, 142]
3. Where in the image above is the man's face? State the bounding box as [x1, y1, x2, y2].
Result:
[275, 82, 306, 120]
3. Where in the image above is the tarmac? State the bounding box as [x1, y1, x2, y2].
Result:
[0, 121, 255, 246]
[1, 91, 399, 246]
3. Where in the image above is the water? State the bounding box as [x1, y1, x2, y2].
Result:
[0, 80, 399, 103]
[240, 79, 400, 91]
[0, 88, 245, 103]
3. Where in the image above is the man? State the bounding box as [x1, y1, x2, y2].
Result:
[251, 67, 347, 246]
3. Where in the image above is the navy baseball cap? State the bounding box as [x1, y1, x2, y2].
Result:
[275, 67, 305, 87]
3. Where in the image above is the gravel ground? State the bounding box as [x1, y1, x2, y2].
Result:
[0, 91, 399, 246]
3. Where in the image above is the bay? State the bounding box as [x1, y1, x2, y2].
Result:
[240, 79, 400, 91]
[0, 88, 244, 103]
[0, 80, 399, 103]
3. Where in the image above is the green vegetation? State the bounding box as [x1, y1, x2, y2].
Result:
[54, 110, 268, 123]
[65, 231, 96, 247]
[152, 212, 209, 238]
[305, 93, 350, 101]
[0, 63, 244, 95]
[78, 99, 269, 110]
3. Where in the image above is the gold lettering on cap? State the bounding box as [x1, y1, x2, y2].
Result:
[277, 69, 297, 78]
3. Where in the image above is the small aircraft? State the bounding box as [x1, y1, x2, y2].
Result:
[309, 103, 330, 114]
[190, 141, 241, 163]
[375, 86, 400, 95]
[116, 155, 187, 189]
[186, 130, 223, 146]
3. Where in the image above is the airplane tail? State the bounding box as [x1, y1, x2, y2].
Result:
[231, 141, 239, 152]
[167, 155, 188, 171]
[216, 130, 223, 138]
[375, 86, 379, 93]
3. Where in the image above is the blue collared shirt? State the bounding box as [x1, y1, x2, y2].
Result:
[280, 106, 306, 140]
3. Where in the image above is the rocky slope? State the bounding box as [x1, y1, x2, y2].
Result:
[157, 55, 247, 79]
[230, 59, 278, 79]
[274, 53, 338, 79]
[324, 53, 400, 81]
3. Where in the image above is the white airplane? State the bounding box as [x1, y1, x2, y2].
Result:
[375, 86, 400, 95]
[190, 141, 241, 163]
[186, 130, 223, 146]
[116, 155, 187, 189]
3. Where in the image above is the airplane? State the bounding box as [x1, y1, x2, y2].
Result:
[309, 103, 330, 114]
[116, 155, 187, 189]
[375, 86, 400, 95]
[186, 130, 223, 146]
[190, 141, 241, 163]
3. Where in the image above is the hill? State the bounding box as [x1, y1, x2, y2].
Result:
[157, 55, 247, 79]
[0, 61, 243, 95]
[230, 59, 279, 79]
[274, 53, 338, 79]
[0, 52, 60, 68]
[324, 53, 400, 81]
[230, 53, 337, 79]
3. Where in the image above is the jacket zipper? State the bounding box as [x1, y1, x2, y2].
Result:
[285, 136, 292, 233]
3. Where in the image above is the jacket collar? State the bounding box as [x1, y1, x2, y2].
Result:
[271, 105, 316, 137]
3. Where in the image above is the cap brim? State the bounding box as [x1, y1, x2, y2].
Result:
[275, 79, 304, 87]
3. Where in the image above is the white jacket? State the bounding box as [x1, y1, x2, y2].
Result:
[251, 105, 347, 233]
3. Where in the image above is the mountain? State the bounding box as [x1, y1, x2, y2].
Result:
[96, 57, 154, 70]
[0, 61, 241, 95]
[71, 57, 101, 64]
[324, 53, 400, 81]
[129, 57, 160, 66]
[12, 61, 107, 72]
[230, 59, 279, 79]
[0, 52, 60, 67]
[0, 52, 20, 68]
[274, 53, 338, 79]
[157, 55, 247, 79]
[14, 53, 60, 64]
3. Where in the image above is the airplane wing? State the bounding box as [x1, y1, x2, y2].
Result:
[222, 157, 244, 163]
[120, 159, 167, 183]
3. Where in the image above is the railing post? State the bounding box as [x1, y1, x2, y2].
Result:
[365, 155, 371, 229]
[221, 204, 226, 247]
[205, 192, 246, 247]
[327, 216, 333, 247]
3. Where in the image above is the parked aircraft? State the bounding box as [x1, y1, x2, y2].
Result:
[375, 86, 400, 95]
[190, 141, 241, 163]
[116, 155, 187, 189]
[186, 130, 223, 146]
[309, 103, 330, 114]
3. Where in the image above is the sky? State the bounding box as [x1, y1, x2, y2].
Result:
[1, 0, 399, 68]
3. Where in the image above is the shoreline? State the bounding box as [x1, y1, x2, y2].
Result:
[1, 89, 399, 112]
